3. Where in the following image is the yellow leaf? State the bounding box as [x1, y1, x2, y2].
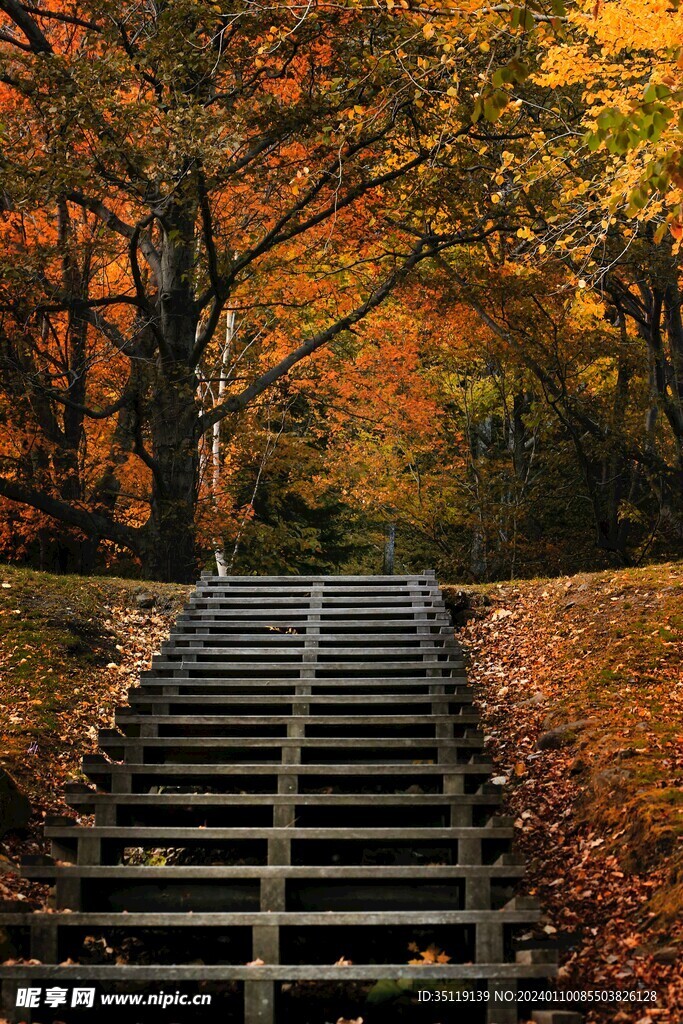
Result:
[423, 23, 435, 40]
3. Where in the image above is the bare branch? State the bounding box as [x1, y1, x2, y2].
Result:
[198, 237, 433, 431]
[0, 475, 139, 550]
[0, 0, 51, 53]
[0, 28, 32, 50]
[19, 4, 101, 32]
[66, 191, 162, 282]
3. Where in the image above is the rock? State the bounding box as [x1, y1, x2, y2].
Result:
[442, 588, 492, 625]
[453, 608, 478, 627]
[536, 719, 595, 751]
[652, 945, 679, 965]
[444, 588, 471, 614]
[591, 767, 632, 795]
[517, 691, 545, 708]
[0, 768, 31, 835]
[134, 592, 156, 609]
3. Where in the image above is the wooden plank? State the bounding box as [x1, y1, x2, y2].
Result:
[2, 910, 540, 926]
[0, 964, 556, 981]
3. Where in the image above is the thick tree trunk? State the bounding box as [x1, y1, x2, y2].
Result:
[142, 368, 200, 583]
[137, 201, 202, 583]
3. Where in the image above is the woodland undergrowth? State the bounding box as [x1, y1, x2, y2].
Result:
[449, 562, 683, 1024]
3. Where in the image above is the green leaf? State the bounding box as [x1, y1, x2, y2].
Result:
[654, 222, 668, 243]
[367, 979, 406, 1004]
[483, 90, 508, 122]
[614, 131, 631, 153]
[596, 108, 619, 130]
[508, 58, 530, 82]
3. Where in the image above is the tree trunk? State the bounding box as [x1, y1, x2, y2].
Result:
[143, 366, 200, 583]
[137, 199, 202, 583]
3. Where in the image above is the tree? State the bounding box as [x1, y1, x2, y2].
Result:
[0, 0, 503, 580]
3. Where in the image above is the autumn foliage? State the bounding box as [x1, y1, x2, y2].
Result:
[0, 0, 681, 580]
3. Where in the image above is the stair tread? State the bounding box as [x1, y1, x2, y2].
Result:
[0, 963, 556, 980]
[98, 735, 484, 746]
[46, 825, 511, 838]
[82, 761, 492, 773]
[114, 713, 477, 724]
[21, 864, 522, 878]
[2, 909, 539, 925]
[65, 793, 498, 805]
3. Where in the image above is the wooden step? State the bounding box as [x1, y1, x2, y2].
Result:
[21, 863, 522, 882]
[0, 962, 555, 981]
[127, 692, 474, 706]
[113, 712, 480, 727]
[2, 907, 538, 927]
[146, 662, 465, 676]
[46, 824, 513, 842]
[136, 676, 468, 688]
[0, 571, 557, 1024]
[65, 792, 499, 809]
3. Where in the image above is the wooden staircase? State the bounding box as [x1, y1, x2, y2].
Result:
[0, 573, 578, 1023]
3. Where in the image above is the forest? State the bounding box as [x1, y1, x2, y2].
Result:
[1, 0, 683, 583]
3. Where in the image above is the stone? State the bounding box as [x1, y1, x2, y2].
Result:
[453, 608, 478, 627]
[517, 691, 545, 708]
[0, 768, 31, 835]
[537, 720, 595, 751]
[591, 767, 632, 795]
[652, 945, 679, 965]
[445, 589, 471, 613]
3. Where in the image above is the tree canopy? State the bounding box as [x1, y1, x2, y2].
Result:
[1, 0, 682, 580]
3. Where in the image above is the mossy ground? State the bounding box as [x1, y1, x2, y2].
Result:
[0, 566, 189, 809]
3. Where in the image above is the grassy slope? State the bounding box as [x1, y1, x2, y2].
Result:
[0, 566, 189, 810]
[445, 561, 683, 1024]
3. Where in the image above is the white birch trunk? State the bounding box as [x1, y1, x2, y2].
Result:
[213, 311, 235, 576]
